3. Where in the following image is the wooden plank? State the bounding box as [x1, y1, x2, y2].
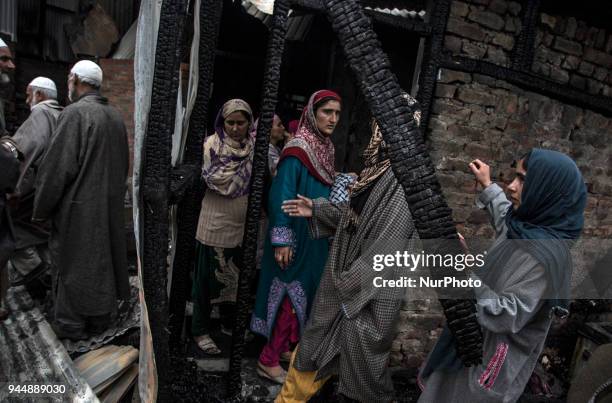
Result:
[75, 346, 138, 391]
[99, 364, 139, 403]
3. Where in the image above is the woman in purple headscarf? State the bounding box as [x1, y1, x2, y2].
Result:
[192, 99, 254, 354]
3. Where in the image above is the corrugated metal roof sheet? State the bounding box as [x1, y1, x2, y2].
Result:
[0, 0, 18, 41]
[47, 0, 79, 12]
[0, 286, 99, 402]
[45, 9, 77, 62]
[364, 7, 427, 19]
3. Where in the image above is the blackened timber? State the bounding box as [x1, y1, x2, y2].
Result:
[226, 0, 291, 398]
[324, 0, 483, 367]
[290, 0, 324, 11]
[415, 0, 452, 133]
[511, 0, 541, 71]
[364, 10, 431, 35]
[168, 0, 224, 350]
[141, 0, 187, 399]
[441, 55, 612, 117]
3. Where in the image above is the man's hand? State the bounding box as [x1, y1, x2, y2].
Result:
[282, 194, 313, 218]
[275, 246, 293, 269]
[469, 159, 492, 188]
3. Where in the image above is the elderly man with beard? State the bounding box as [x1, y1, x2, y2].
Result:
[0, 38, 15, 137]
[33, 60, 130, 340]
[7, 77, 63, 294]
[0, 37, 17, 320]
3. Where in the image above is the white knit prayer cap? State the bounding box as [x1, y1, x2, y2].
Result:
[0, 38, 7, 48]
[29, 77, 57, 92]
[70, 60, 103, 87]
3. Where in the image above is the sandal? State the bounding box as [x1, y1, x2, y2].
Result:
[194, 334, 221, 355]
[257, 362, 287, 384]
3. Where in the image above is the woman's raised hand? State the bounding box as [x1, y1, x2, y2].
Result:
[468, 159, 492, 188]
[282, 194, 314, 218]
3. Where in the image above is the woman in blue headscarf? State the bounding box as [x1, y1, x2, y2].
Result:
[418, 149, 587, 403]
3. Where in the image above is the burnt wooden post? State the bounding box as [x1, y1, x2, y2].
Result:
[168, 0, 224, 350]
[141, 0, 187, 398]
[226, 0, 291, 398]
[323, 0, 483, 366]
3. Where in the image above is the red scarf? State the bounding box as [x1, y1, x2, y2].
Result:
[279, 90, 341, 186]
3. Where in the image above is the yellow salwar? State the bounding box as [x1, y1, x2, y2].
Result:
[274, 348, 331, 403]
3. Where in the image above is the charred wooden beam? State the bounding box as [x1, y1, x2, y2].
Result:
[141, 0, 187, 398]
[415, 0, 452, 133]
[167, 0, 224, 350]
[226, 0, 291, 398]
[511, 0, 541, 71]
[441, 54, 612, 117]
[324, 0, 483, 367]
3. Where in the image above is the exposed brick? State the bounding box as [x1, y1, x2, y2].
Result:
[578, 61, 595, 76]
[595, 29, 607, 49]
[444, 35, 463, 53]
[594, 67, 608, 81]
[569, 74, 587, 90]
[492, 32, 515, 51]
[561, 55, 580, 70]
[586, 78, 604, 94]
[584, 47, 612, 68]
[435, 83, 457, 98]
[450, 1, 470, 17]
[541, 13, 556, 31]
[438, 69, 472, 84]
[467, 9, 505, 31]
[485, 45, 508, 65]
[488, 0, 507, 15]
[565, 17, 577, 39]
[507, 1, 521, 15]
[456, 87, 497, 106]
[447, 17, 486, 42]
[462, 41, 487, 58]
[431, 99, 472, 120]
[504, 15, 519, 33]
[553, 37, 583, 56]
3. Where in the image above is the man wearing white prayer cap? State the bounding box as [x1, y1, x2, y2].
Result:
[34, 59, 129, 340]
[68, 59, 103, 102]
[6, 76, 63, 297]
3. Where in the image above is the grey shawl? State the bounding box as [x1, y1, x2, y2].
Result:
[418, 184, 552, 403]
[10, 100, 63, 248]
[294, 169, 418, 403]
[33, 93, 130, 317]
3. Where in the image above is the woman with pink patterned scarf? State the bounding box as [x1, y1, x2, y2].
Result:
[251, 90, 341, 383]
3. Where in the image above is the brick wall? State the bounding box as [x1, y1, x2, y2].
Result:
[392, 0, 612, 370]
[534, 14, 612, 96]
[100, 59, 135, 176]
[445, 0, 522, 67]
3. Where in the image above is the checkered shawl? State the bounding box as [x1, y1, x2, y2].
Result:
[294, 169, 419, 402]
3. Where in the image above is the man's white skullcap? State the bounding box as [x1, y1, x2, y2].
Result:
[0, 38, 7, 48]
[70, 60, 103, 86]
[29, 77, 57, 92]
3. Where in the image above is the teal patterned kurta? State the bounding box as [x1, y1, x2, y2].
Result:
[251, 156, 330, 338]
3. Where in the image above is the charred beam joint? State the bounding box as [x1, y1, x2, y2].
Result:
[441, 54, 612, 117]
[169, 164, 199, 204]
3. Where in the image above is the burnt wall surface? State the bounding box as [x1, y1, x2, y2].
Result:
[445, 0, 522, 67]
[391, 0, 612, 370]
[533, 14, 612, 96]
